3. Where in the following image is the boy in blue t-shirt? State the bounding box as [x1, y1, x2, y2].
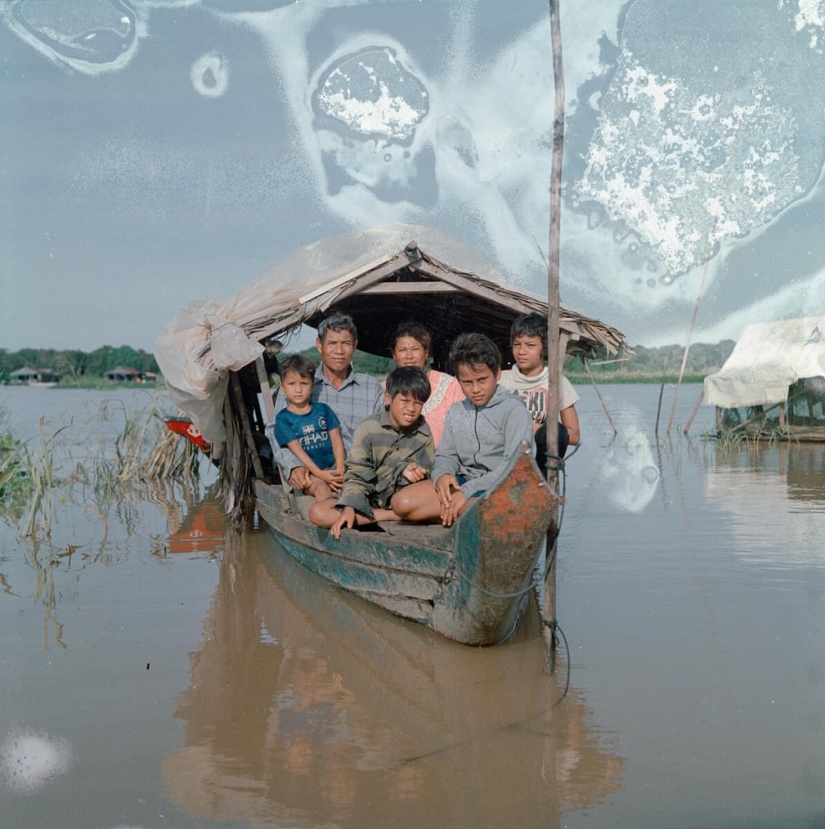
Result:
[274, 354, 346, 500]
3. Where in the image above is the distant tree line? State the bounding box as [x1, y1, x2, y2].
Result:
[567, 340, 736, 380]
[0, 345, 159, 381]
[0, 339, 736, 384]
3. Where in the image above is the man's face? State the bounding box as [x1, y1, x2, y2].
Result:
[317, 328, 356, 374]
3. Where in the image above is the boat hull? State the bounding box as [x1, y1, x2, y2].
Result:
[254, 443, 556, 646]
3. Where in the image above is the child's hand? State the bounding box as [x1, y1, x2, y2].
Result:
[330, 506, 356, 539]
[435, 474, 461, 508]
[320, 467, 344, 493]
[402, 462, 428, 483]
[440, 489, 467, 527]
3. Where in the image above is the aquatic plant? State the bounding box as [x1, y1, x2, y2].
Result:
[0, 408, 31, 501]
[20, 419, 71, 539]
[2, 395, 207, 544]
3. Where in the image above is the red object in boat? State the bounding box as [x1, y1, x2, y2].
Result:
[165, 417, 212, 452]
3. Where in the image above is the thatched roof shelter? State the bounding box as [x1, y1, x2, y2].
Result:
[155, 224, 627, 445]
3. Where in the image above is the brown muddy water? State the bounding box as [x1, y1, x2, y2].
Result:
[1, 384, 824, 829]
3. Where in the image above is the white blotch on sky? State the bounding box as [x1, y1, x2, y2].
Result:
[791, 0, 825, 36]
[5, 0, 825, 349]
[0, 0, 145, 74]
[0, 728, 73, 795]
[576, 55, 801, 277]
[191, 51, 229, 98]
[315, 48, 428, 142]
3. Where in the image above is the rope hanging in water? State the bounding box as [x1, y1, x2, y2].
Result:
[541, 617, 571, 704]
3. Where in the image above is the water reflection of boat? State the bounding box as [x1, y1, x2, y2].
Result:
[155, 225, 626, 645]
[162, 528, 625, 827]
[705, 317, 825, 442]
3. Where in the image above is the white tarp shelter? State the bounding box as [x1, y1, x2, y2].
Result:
[704, 316, 825, 409]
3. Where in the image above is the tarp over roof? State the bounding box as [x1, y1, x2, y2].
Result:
[704, 316, 825, 408]
[155, 224, 627, 444]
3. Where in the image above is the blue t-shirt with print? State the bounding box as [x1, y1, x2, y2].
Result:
[274, 402, 340, 471]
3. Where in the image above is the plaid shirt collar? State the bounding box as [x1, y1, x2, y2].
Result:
[315, 363, 360, 389]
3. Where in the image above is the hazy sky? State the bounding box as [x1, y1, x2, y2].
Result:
[2, 0, 825, 354]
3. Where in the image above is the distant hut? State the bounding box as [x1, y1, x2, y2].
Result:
[105, 366, 142, 382]
[9, 366, 59, 384]
[705, 316, 825, 441]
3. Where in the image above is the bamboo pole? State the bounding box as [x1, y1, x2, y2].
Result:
[654, 358, 668, 438]
[229, 372, 265, 482]
[544, 0, 564, 665]
[684, 389, 704, 435]
[255, 356, 275, 423]
[583, 358, 617, 435]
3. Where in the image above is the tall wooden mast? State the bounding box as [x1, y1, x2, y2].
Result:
[544, 0, 565, 660]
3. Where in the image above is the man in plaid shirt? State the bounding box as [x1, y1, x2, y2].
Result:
[268, 312, 384, 490]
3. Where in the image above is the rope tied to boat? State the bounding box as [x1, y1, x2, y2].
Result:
[541, 617, 571, 704]
[448, 560, 539, 600]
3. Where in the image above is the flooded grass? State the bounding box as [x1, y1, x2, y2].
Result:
[0, 407, 31, 502]
[1, 396, 205, 547]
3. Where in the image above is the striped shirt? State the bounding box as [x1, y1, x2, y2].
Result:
[267, 364, 384, 480]
[337, 409, 435, 518]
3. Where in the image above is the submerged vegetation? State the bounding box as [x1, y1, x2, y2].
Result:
[0, 408, 31, 500]
[0, 396, 205, 543]
[1, 397, 219, 651]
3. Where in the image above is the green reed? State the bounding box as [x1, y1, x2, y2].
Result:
[2, 397, 204, 541]
[0, 407, 32, 501]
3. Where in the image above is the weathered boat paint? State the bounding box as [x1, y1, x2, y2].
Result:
[254, 443, 555, 646]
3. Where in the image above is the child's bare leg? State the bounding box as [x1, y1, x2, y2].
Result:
[308, 497, 341, 528]
[391, 481, 443, 523]
[305, 476, 332, 501]
[308, 499, 390, 530]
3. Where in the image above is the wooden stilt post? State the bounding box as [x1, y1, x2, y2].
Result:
[544, 0, 565, 668]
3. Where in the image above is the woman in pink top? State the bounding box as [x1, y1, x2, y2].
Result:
[388, 321, 464, 446]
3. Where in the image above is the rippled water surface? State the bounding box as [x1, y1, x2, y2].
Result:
[2, 384, 823, 828]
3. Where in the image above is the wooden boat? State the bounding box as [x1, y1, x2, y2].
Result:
[155, 224, 626, 645]
[705, 316, 825, 443]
